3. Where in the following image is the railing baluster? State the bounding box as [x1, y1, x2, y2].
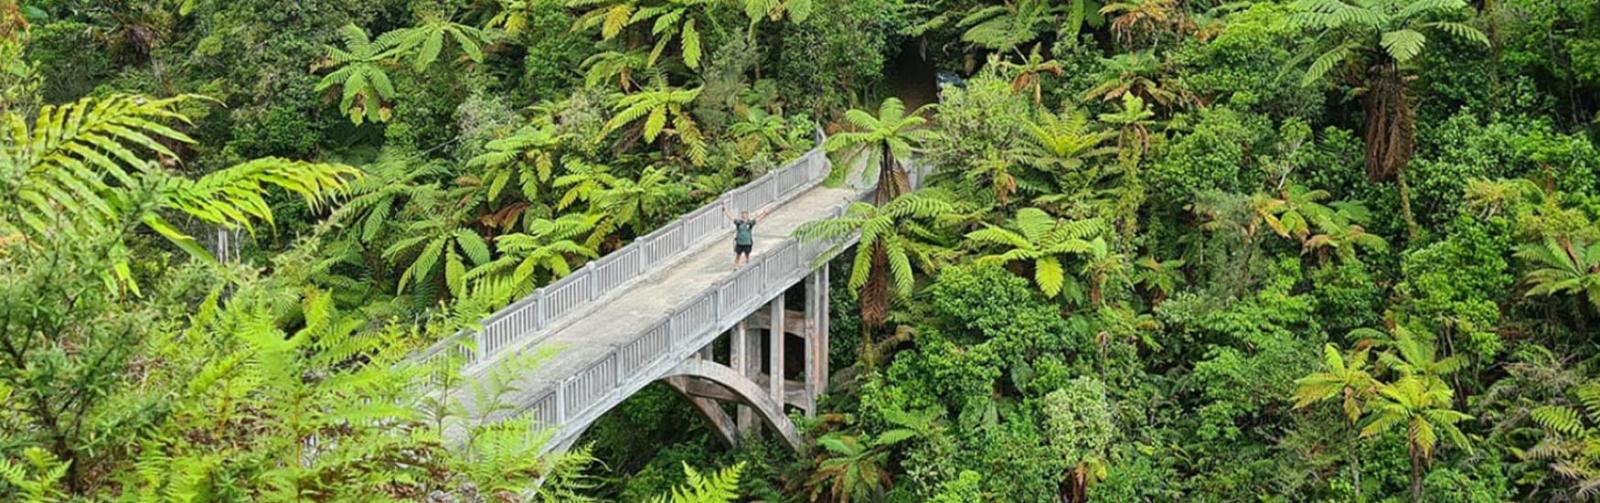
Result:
[534, 290, 545, 330]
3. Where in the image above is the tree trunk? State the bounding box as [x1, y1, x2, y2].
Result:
[1410, 444, 1424, 501]
[1347, 421, 1362, 502]
[1396, 162, 1419, 242]
[1362, 61, 1415, 183]
[860, 242, 890, 332]
[875, 144, 909, 205]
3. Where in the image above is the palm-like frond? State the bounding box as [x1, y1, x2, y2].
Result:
[469, 124, 567, 202]
[963, 207, 1106, 298]
[1360, 375, 1472, 461]
[468, 213, 600, 298]
[553, 160, 619, 211]
[329, 157, 447, 244]
[603, 83, 705, 161]
[1290, 0, 1484, 87]
[154, 157, 357, 233]
[384, 217, 492, 298]
[315, 25, 400, 124]
[825, 98, 930, 199]
[649, 462, 743, 503]
[377, 15, 490, 71]
[1517, 238, 1600, 309]
[595, 166, 687, 232]
[958, 0, 1060, 52]
[581, 49, 651, 90]
[2, 94, 357, 266]
[1293, 343, 1377, 423]
[3, 94, 193, 233]
[794, 193, 954, 297]
[1022, 107, 1117, 175]
[572, 0, 710, 68]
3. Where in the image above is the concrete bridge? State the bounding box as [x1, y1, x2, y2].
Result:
[417, 142, 862, 451]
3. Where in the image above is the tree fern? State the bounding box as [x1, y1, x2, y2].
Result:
[743, 0, 810, 27]
[571, 0, 713, 68]
[384, 216, 494, 299]
[958, 0, 1056, 52]
[552, 159, 620, 211]
[594, 166, 688, 233]
[1, 94, 357, 266]
[1516, 238, 1600, 310]
[329, 156, 449, 244]
[486, 0, 537, 35]
[964, 206, 1107, 298]
[825, 97, 932, 204]
[1524, 381, 1600, 499]
[727, 106, 796, 158]
[468, 124, 568, 203]
[649, 462, 744, 503]
[467, 213, 601, 298]
[805, 433, 894, 502]
[604, 82, 705, 162]
[315, 24, 399, 124]
[1287, 0, 1487, 183]
[378, 14, 491, 71]
[795, 192, 955, 299]
[581, 49, 652, 91]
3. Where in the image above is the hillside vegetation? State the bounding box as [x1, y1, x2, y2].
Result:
[7, 0, 1600, 501]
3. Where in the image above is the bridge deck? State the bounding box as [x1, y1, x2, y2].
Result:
[458, 182, 858, 422]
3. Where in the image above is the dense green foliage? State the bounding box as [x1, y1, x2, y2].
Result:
[9, 0, 1600, 500]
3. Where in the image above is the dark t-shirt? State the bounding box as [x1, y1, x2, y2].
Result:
[734, 219, 756, 245]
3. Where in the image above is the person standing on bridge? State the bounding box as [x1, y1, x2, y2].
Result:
[722, 203, 770, 268]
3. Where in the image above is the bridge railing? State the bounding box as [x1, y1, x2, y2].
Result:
[513, 200, 854, 432]
[415, 136, 832, 373]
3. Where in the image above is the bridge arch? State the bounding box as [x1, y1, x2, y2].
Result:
[547, 358, 803, 454]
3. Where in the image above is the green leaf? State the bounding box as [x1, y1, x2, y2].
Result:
[142, 213, 218, 264]
[446, 248, 466, 298]
[645, 107, 668, 142]
[874, 429, 917, 446]
[1380, 29, 1427, 63]
[1301, 42, 1354, 87]
[681, 19, 702, 68]
[1035, 255, 1063, 298]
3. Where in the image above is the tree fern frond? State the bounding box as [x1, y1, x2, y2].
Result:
[1533, 406, 1585, 436]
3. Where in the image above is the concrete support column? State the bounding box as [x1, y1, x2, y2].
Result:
[803, 270, 822, 417]
[736, 318, 760, 437]
[768, 294, 785, 406]
[817, 263, 830, 396]
[730, 321, 747, 381]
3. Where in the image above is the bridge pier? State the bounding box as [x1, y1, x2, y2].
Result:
[662, 265, 833, 449]
[769, 293, 786, 409]
[732, 319, 761, 438]
[807, 263, 830, 405]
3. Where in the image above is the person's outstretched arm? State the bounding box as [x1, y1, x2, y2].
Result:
[755, 207, 773, 223]
[721, 203, 734, 221]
